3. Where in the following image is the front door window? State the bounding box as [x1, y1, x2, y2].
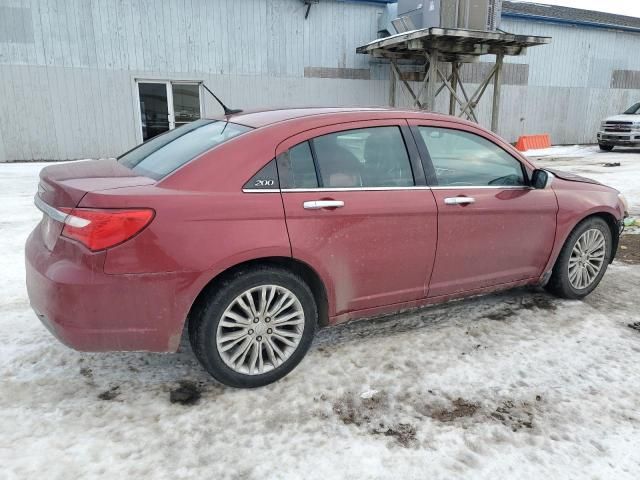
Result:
[418, 126, 526, 187]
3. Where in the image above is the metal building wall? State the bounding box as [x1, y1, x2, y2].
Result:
[0, 0, 390, 161]
[1, 1, 640, 161]
[389, 18, 640, 144]
[494, 18, 640, 144]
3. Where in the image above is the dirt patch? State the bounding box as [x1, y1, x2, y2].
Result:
[98, 386, 120, 401]
[520, 295, 557, 312]
[618, 234, 640, 264]
[629, 322, 640, 332]
[330, 392, 417, 447]
[327, 391, 540, 447]
[332, 392, 389, 426]
[431, 398, 480, 422]
[79, 366, 97, 386]
[491, 399, 535, 431]
[372, 423, 417, 448]
[485, 308, 515, 321]
[169, 380, 202, 406]
[483, 295, 556, 322]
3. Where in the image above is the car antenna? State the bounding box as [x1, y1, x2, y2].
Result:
[202, 84, 243, 116]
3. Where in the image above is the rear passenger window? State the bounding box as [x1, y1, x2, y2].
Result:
[313, 126, 414, 188]
[277, 142, 318, 189]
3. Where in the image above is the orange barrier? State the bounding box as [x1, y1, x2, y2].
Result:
[515, 134, 551, 151]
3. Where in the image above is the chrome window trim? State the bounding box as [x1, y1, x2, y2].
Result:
[242, 186, 532, 193]
[282, 186, 431, 192]
[430, 185, 532, 190]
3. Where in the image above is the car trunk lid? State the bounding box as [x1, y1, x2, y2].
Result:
[36, 159, 155, 250]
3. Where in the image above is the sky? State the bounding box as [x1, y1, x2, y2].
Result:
[516, 0, 640, 18]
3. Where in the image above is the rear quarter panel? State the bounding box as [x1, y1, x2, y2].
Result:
[79, 129, 293, 326]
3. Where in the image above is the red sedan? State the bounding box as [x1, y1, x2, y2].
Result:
[26, 108, 629, 388]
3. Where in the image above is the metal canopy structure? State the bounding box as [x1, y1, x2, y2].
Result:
[357, 28, 551, 132]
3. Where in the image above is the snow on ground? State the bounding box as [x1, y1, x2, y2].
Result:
[2, 162, 640, 480]
[522, 144, 599, 159]
[525, 145, 640, 216]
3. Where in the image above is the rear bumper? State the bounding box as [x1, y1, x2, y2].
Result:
[25, 226, 199, 353]
[597, 131, 640, 146]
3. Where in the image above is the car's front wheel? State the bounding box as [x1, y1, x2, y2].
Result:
[189, 266, 317, 388]
[599, 144, 614, 151]
[546, 217, 612, 299]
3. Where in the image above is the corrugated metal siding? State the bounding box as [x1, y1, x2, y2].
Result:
[492, 18, 640, 143]
[0, 0, 388, 161]
[1, 1, 640, 160]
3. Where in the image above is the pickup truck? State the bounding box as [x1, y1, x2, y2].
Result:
[597, 102, 640, 151]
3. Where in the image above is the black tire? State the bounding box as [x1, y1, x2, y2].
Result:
[189, 266, 317, 388]
[545, 217, 612, 299]
[599, 144, 614, 151]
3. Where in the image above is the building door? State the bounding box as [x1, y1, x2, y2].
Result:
[137, 81, 203, 141]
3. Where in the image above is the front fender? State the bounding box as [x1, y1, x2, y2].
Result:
[541, 184, 624, 278]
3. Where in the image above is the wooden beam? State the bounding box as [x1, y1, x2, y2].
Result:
[389, 64, 396, 107]
[458, 63, 497, 120]
[435, 65, 468, 115]
[370, 51, 427, 61]
[456, 79, 478, 122]
[424, 51, 438, 111]
[386, 56, 423, 108]
[491, 52, 504, 133]
[449, 62, 459, 116]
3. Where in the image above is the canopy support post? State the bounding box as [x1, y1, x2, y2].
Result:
[491, 52, 504, 133]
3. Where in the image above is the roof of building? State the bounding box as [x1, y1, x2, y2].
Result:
[502, 1, 640, 33]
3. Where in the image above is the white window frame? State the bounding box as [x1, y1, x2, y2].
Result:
[134, 80, 204, 143]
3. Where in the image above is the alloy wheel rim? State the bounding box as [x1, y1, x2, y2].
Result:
[216, 285, 305, 375]
[568, 228, 606, 290]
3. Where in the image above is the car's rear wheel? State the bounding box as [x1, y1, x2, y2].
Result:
[189, 266, 317, 388]
[599, 144, 614, 151]
[546, 217, 612, 299]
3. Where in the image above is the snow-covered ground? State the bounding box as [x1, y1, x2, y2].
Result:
[525, 145, 640, 216]
[2, 160, 640, 480]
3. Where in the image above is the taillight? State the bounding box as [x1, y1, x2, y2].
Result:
[59, 208, 155, 251]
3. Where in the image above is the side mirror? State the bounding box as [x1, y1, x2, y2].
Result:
[531, 169, 552, 189]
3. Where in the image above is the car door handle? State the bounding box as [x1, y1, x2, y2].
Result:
[303, 200, 345, 210]
[444, 196, 475, 205]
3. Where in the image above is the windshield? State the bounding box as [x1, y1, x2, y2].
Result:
[623, 103, 640, 114]
[119, 119, 252, 180]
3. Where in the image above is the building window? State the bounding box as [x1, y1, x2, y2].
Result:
[137, 81, 203, 141]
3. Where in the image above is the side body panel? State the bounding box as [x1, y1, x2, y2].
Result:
[275, 119, 439, 317]
[427, 187, 558, 296]
[407, 119, 558, 296]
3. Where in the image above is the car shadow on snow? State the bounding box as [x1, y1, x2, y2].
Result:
[313, 286, 556, 349]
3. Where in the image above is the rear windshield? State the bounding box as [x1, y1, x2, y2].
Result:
[118, 119, 252, 179]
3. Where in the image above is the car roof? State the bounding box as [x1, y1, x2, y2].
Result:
[205, 107, 469, 129]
